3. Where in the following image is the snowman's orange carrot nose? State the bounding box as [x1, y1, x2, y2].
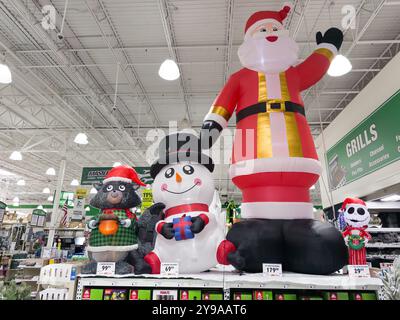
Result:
[176, 172, 182, 183]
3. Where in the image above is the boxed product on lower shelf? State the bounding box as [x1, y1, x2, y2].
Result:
[153, 289, 178, 300]
[323, 292, 349, 300]
[274, 292, 297, 300]
[202, 291, 223, 300]
[129, 289, 152, 300]
[103, 288, 128, 300]
[180, 289, 202, 300]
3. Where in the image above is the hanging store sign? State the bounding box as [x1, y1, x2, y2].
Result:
[80, 167, 153, 185]
[326, 90, 400, 190]
[141, 188, 153, 212]
[0, 201, 6, 225]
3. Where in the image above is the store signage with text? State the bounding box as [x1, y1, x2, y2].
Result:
[96, 262, 115, 276]
[326, 90, 400, 190]
[81, 167, 153, 185]
[262, 263, 283, 277]
[160, 262, 179, 276]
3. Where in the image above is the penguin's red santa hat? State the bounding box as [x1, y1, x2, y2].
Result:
[244, 4, 291, 37]
[103, 165, 146, 186]
[341, 197, 367, 211]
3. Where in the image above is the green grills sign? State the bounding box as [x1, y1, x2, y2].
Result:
[326, 90, 400, 190]
[80, 167, 153, 185]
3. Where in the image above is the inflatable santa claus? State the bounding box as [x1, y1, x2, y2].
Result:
[201, 5, 348, 274]
[341, 198, 371, 265]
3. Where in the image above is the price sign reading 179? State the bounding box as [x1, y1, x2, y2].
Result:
[262, 263, 283, 277]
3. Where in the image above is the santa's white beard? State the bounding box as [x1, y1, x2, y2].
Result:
[238, 35, 299, 74]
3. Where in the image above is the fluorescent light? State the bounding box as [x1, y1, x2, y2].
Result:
[9, 151, 22, 161]
[85, 206, 90, 212]
[0, 63, 12, 84]
[46, 167, 56, 175]
[158, 59, 180, 80]
[328, 55, 352, 77]
[42, 187, 50, 194]
[74, 132, 88, 145]
[113, 162, 122, 167]
[16, 179, 25, 186]
[70, 179, 79, 186]
[12, 196, 19, 206]
[380, 194, 400, 202]
[0, 168, 16, 176]
[47, 195, 54, 202]
[37, 205, 43, 210]
[90, 187, 98, 194]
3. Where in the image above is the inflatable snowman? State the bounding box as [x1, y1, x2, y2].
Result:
[142, 132, 230, 274]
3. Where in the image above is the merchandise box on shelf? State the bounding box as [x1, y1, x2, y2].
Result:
[233, 292, 253, 300]
[103, 288, 128, 300]
[253, 290, 273, 300]
[130, 289, 152, 300]
[202, 291, 223, 300]
[275, 293, 297, 300]
[180, 289, 201, 300]
[349, 292, 377, 300]
[153, 289, 178, 300]
[323, 292, 350, 300]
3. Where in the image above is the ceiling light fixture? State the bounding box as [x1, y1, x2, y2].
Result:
[90, 187, 97, 194]
[70, 179, 79, 186]
[42, 187, 50, 194]
[380, 194, 400, 202]
[16, 179, 25, 186]
[46, 168, 56, 176]
[0, 63, 12, 84]
[158, 59, 180, 81]
[74, 132, 88, 145]
[328, 55, 352, 77]
[9, 151, 22, 161]
[12, 196, 19, 206]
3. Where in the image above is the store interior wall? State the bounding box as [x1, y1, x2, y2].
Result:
[315, 51, 400, 208]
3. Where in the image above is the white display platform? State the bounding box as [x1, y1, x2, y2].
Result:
[76, 265, 383, 299]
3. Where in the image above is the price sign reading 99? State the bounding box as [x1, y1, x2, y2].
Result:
[96, 262, 116, 276]
[262, 263, 283, 277]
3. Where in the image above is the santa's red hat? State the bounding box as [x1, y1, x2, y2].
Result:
[245, 5, 291, 35]
[341, 197, 367, 211]
[103, 165, 146, 186]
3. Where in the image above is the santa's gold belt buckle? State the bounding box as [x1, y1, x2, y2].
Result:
[266, 100, 286, 113]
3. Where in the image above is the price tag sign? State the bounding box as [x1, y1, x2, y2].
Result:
[96, 262, 115, 276]
[262, 263, 282, 277]
[348, 265, 370, 278]
[160, 262, 179, 276]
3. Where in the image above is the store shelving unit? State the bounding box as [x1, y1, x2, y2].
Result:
[75, 270, 383, 300]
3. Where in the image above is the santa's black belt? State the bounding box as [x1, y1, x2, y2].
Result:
[236, 101, 305, 123]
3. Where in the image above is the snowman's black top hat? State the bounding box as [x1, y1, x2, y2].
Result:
[150, 132, 214, 179]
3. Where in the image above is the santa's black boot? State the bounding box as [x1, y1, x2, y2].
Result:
[282, 219, 348, 275]
[226, 219, 285, 273]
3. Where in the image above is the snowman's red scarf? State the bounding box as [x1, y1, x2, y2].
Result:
[165, 203, 209, 218]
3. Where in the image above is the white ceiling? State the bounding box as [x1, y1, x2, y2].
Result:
[0, 0, 399, 205]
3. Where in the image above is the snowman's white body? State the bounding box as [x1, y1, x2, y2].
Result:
[150, 161, 226, 273]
